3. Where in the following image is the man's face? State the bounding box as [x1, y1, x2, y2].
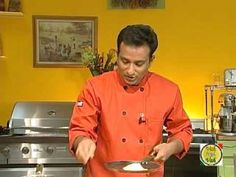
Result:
[117, 42, 151, 86]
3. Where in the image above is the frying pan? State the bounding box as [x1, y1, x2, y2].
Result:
[105, 160, 160, 173]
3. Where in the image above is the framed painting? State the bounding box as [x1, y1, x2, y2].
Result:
[108, 0, 165, 9]
[33, 15, 98, 67]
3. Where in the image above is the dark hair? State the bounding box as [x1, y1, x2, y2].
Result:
[117, 24, 158, 58]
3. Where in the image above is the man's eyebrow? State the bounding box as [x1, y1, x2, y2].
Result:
[119, 56, 129, 61]
[119, 55, 127, 59]
[119, 56, 147, 62]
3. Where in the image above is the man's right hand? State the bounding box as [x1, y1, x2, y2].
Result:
[74, 137, 96, 164]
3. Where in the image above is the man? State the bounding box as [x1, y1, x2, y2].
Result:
[69, 24, 193, 177]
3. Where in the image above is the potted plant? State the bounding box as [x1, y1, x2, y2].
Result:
[81, 47, 117, 76]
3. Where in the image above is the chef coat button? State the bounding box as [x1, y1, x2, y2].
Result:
[123, 86, 128, 90]
[139, 139, 144, 143]
[122, 111, 127, 116]
[140, 87, 144, 92]
[122, 138, 126, 142]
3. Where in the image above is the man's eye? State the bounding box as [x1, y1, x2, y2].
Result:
[122, 59, 129, 64]
[135, 62, 145, 67]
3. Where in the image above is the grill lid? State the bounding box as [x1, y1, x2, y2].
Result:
[8, 101, 75, 136]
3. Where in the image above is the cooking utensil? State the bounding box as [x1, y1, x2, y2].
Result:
[141, 154, 156, 169]
[105, 160, 160, 173]
[142, 154, 155, 163]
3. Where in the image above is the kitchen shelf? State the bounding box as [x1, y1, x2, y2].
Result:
[204, 84, 236, 133]
[0, 11, 23, 16]
[205, 84, 236, 91]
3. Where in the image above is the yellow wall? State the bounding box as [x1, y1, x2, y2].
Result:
[0, 0, 236, 125]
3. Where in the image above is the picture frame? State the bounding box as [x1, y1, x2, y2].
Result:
[33, 15, 98, 67]
[8, 0, 22, 12]
[108, 0, 165, 9]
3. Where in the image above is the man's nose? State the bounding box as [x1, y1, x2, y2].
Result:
[127, 64, 135, 75]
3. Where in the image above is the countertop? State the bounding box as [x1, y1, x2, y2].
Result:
[216, 133, 236, 141]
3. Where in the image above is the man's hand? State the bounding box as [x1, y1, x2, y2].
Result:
[74, 137, 96, 164]
[152, 139, 183, 163]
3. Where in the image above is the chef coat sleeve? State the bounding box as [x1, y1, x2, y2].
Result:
[165, 87, 193, 159]
[69, 80, 100, 153]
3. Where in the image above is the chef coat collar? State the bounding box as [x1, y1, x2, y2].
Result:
[115, 70, 150, 92]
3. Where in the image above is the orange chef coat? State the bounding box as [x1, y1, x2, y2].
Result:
[69, 70, 192, 177]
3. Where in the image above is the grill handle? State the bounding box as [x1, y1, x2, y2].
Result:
[11, 126, 68, 130]
[10, 126, 69, 134]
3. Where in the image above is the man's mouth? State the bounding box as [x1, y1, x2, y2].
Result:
[125, 76, 136, 82]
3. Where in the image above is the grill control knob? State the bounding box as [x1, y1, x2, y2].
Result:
[47, 146, 54, 154]
[21, 147, 30, 154]
[1, 146, 10, 156]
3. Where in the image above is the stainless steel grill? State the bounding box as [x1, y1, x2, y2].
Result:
[8, 102, 73, 136]
[0, 101, 84, 177]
